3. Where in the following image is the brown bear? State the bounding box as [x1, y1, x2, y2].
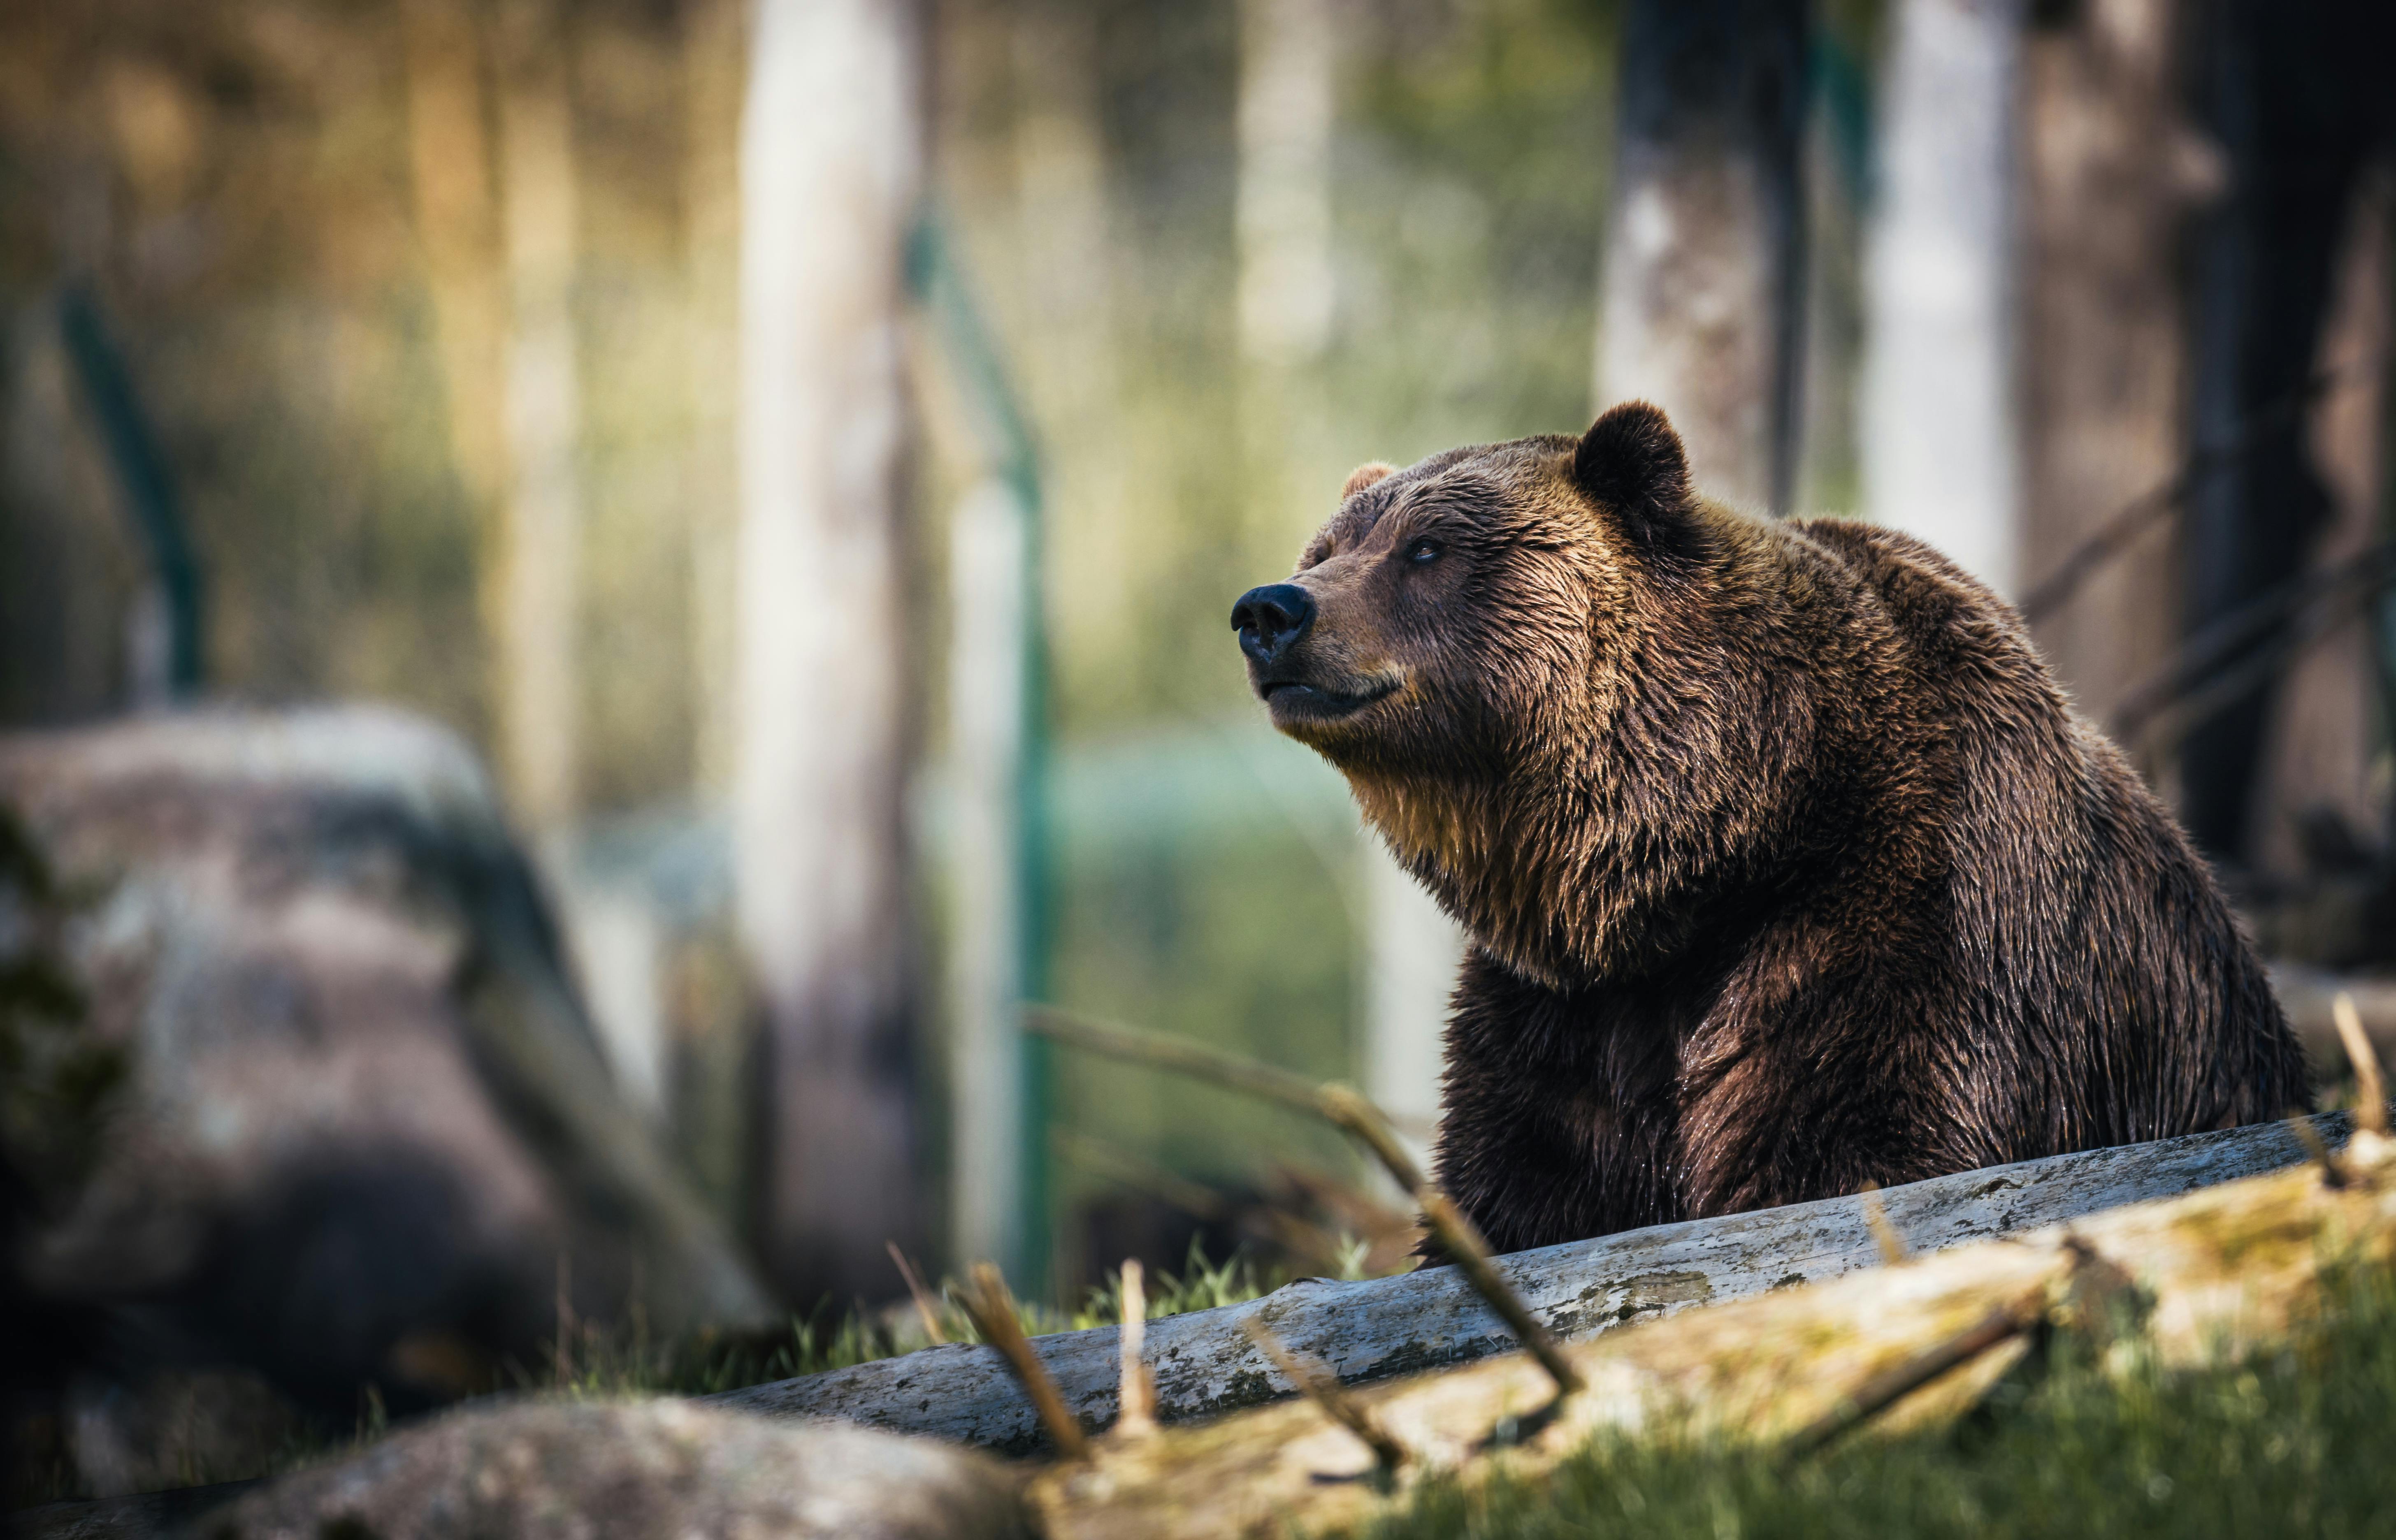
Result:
[1231, 401, 2309, 1255]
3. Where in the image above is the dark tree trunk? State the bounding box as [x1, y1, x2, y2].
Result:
[2179, 0, 2396, 862]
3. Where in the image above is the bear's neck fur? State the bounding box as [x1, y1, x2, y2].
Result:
[1342, 506, 1939, 993]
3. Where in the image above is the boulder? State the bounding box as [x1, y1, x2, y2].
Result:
[199, 1401, 1029, 1540]
[0, 707, 771, 1424]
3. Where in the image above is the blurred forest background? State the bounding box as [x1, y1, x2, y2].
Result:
[8, 0, 2396, 1473]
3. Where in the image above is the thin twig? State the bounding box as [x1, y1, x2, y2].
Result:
[1314, 1082, 1430, 1192]
[1116, 1258, 1156, 1439]
[887, 1241, 948, 1346]
[2020, 359, 2361, 624]
[2287, 1114, 2347, 1191]
[956, 1262, 1088, 1460]
[1413, 1191, 1584, 1396]
[1027, 1005, 1330, 1115]
[2113, 542, 2396, 744]
[1053, 1129, 1238, 1222]
[2333, 992, 2389, 1137]
[1783, 1287, 2046, 1459]
[1029, 1008, 1584, 1398]
[1859, 1184, 1908, 1266]
[1243, 1319, 1409, 1477]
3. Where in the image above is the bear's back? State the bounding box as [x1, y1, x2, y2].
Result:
[1777, 512, 2305, 1152]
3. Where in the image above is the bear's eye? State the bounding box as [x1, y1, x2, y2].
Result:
[1407, 538, 1444, 565]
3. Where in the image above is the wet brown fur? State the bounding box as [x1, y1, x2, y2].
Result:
[1240, 402, 2308, 1254]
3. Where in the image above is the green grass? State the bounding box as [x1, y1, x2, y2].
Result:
[1355, 1262, 2396, 1540]
[536, 1238, 1286, 1401]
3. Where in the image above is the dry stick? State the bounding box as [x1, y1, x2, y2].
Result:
[1028, 1005, 1332, 1110]
[2017, 481, 2182, 625]
[2136, 573, 2396, 761]
[2286, 1113, 2348, 1190]
[2019, 359, 2357, 625]
[1410, 1188, 1585, 1398]
[1054, 1129, 1239, 1223]
[1782, 1286, 2050, 1460]
[1027, 1007, 1584, 1397]
[1116, 1258, 1157, 1439]
[2113, 542, 2396, 744]
[1242, 1318, 1409, 1477]
[956, 1262, 1089, 1460]
[2333, 992, 2389, 1137]
[1858, 1184, 1908, 1266]
[1791, 1213, 2138, 1459]
[887, 1241, 948, 1346]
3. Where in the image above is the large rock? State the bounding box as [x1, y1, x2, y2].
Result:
[201, 1401, 1029, 1540]
[0, 707, 771, 1423]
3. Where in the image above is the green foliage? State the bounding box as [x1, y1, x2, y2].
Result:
[1070, 1236, 1279, 1332]
[1356, 1262, 2396, 1540]
[543, 1310, 903, 1402]
[525, 1238, 1279, 1401]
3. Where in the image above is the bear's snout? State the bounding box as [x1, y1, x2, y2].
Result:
[1231, 583, 1315, 666]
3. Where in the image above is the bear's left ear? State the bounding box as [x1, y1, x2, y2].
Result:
[1569, 401, 1692, 547]
[1342, 462, 1396, 500]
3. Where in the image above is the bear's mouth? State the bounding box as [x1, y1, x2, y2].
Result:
[1261, 676, 1400, 723]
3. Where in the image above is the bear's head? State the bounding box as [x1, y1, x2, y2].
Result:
[1232, 401, 1803, 986]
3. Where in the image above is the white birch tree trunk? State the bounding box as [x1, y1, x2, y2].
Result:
[1864, 0, 2022, 596]
[1596, 1, 1809, 515]
[1238, 0, 1449, 1187]
[737, 0, 924, 1303]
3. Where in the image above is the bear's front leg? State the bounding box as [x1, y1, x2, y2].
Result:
[1672, 962, 1996, 1220]
[1428, 948, 1688, 1254]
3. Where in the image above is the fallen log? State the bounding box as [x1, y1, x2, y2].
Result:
[1029, 1119, 2396, 1540]
[712, 1113, 2349, 1450]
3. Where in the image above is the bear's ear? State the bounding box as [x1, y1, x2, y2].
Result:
[1570, 401, 1692, 545]
[1342, 462, 1396, 500]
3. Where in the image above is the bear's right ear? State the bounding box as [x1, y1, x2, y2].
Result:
[1342, 462, 1396, 500]
[1570, 401, 1692, 547]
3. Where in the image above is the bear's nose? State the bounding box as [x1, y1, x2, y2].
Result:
[1231, 583, 1316, 665]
